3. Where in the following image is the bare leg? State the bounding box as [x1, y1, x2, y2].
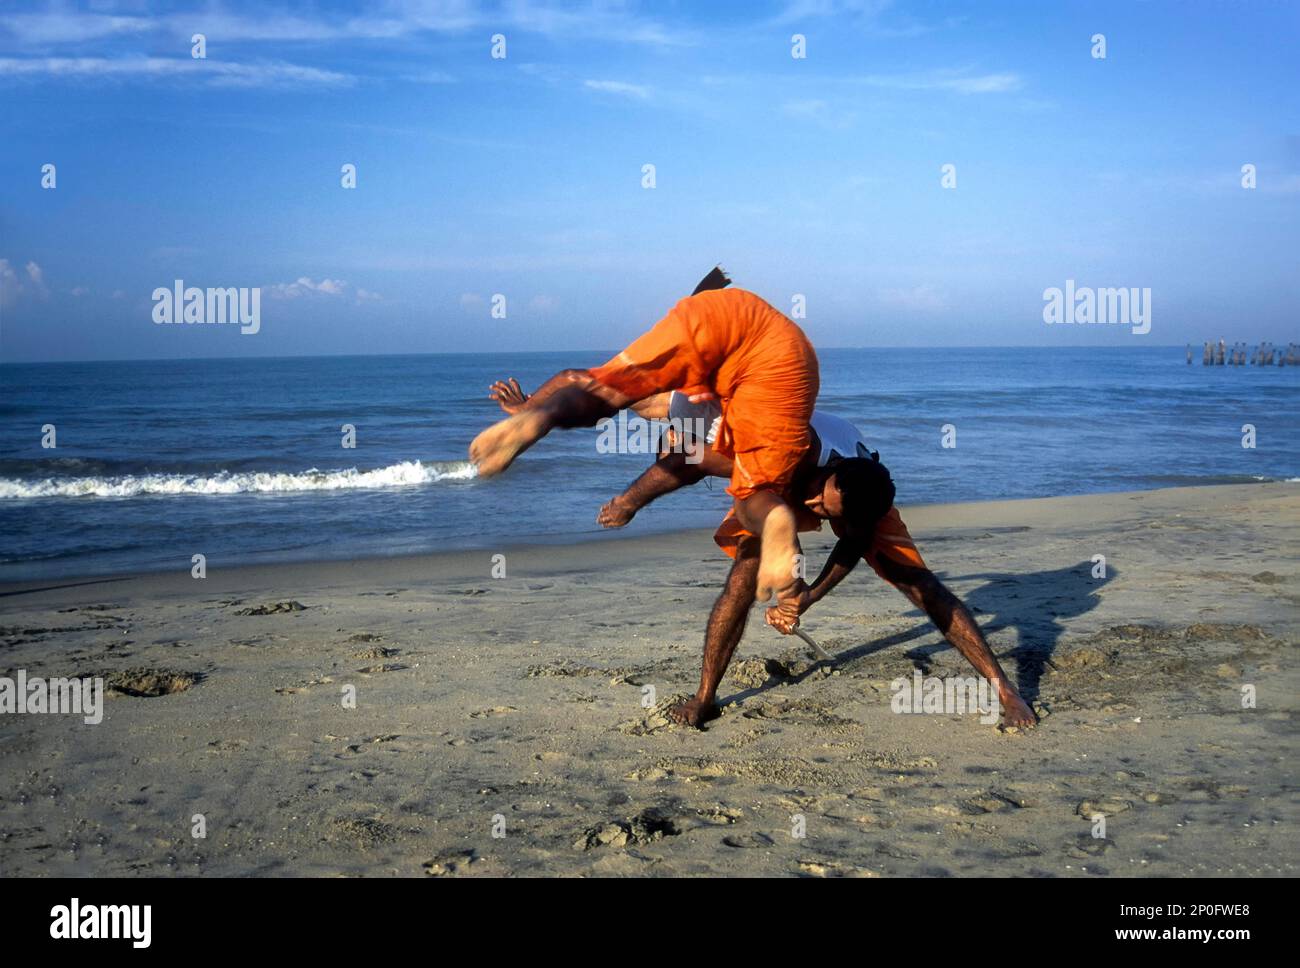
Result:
[469, 375, 633, 477]
[880, 558, 1038, 729]
[669, 539, 760, 728]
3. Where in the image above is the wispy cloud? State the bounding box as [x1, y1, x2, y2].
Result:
[0, 258, 47, 307]
[854, 69, 1022, 95]
[0, 56, 355, 86]
[583, 79, 650, 99]
[0, 11, 153, 45]
[402, 69, 456, 84]
[767, 0, 960, 38]
[697, 67, 1023, 99]
[0, 1, 693, 48]
[268, 277, 380, 303]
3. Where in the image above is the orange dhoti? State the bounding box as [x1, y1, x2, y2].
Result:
[589, 287, 819, 501]
[713, 507, 928, 587]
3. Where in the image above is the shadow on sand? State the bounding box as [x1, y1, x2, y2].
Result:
[827, 560, 1116, 702]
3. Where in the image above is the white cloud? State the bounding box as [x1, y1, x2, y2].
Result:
[0, 12, 153, 45]
[0, 2, 692, 49]
[0, 259, 20, 308]
[71, 285, 89, 297]
[0, 258, 46, 306]
[584, 79, 651, 100]
[855, 70, 1022, 95]
[268, 277, 378, 303]
[402, 70, 456, 84]
[0, 56, 354, 87]
[528, 294, 558, 313]
[768, 0, 961, 37]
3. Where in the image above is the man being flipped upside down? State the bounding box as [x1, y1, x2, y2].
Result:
[488, 381, 1037, 731]
[469, 267, 818, 630]
[477, 269, 1037, 731]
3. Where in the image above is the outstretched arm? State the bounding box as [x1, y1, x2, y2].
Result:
[807, 537, 864, 606]
[488, 370, 599, 415]
[598, 444, 731, 528]
[875, 556, 1037, 728]
[490, 376, 672, 420]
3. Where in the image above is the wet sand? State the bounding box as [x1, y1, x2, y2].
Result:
[1, 483, 1296, 877]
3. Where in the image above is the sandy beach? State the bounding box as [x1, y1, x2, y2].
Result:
[1, 483, 1295, 878]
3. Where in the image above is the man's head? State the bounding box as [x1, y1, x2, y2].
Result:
[804, 455, 895, 531]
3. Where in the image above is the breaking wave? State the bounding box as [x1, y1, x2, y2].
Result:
[0, 460, 478, 499]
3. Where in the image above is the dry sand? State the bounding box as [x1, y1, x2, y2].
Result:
[1, 483, 1296, 877]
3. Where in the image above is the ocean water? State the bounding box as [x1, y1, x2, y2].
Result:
[1, 347, 1296, 580]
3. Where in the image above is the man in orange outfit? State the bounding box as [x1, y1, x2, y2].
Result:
[486, 376, 1038, 730]
[469, 269, 818, 617]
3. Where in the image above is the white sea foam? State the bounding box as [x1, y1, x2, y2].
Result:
[0, 460, 477, 499]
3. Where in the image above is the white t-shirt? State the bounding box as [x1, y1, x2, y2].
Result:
[809, 410, 873, 465]
[667, 392, 870, 467]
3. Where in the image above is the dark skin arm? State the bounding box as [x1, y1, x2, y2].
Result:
[598, 441, 732, 527]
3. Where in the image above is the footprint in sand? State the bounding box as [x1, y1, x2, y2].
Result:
[469, 706, 517, 719]
[423, 848, 478, 876]
[574, 808, 679, 850]
[356, 663, 408, 674]
[797, 859, 879, 878]
[1076, 798, 1132, 817]
[96, 667, 201, 697]
[695, 805, 744, 825]
[352, 645, 398, 660]
[274, 675, 334, 695]
[722, 832, 774, 849]
[235, 601, 306, 615]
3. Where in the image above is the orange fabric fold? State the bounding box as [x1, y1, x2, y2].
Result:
[589, 287, 818, 500]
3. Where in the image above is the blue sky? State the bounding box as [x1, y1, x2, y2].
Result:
[1, 0, 1297, 361]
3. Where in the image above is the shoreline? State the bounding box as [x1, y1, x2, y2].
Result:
[3, 480, 1296, 592]
[1, 481, 1295, 876]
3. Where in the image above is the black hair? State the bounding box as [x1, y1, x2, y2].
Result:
[830, 455, 895, 532]
[691, 265, 731, 295]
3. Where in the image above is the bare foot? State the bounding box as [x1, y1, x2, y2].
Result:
[469, 410, 549, 477]
[668, 697, 720, 728]
[597, 495, 637, 528]
[1000, 693, 1038, 729]
[488, 377, 529, 415]
[756, 505, 799, 600]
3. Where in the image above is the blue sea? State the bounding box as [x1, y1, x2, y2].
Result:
[1, 347, 1296, 581]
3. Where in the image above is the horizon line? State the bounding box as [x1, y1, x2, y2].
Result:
[0, 343, 1219, 366]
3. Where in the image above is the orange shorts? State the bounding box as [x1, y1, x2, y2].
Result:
[589, 288, 818, 500]
[713, 507, 927, 587]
